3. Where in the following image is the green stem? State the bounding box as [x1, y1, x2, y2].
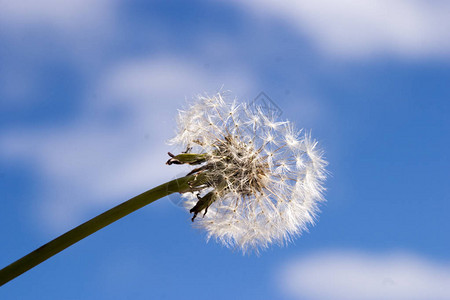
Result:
[0, 175, 195, 286]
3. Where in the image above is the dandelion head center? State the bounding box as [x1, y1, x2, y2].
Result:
[209, 134, 269, 197]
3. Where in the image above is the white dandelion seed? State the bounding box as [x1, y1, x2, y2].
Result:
[167, 93, 327, 253]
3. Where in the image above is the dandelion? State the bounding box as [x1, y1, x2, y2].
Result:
[167, 93, 327, 252]
[0, 91, 326, 286]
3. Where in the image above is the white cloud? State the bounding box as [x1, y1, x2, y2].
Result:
[0, 55, 254, 232]
[226, 0, 450, 59]
[278, 250, 450, 300]
[0, 0, 117, 32]
[0, 0, 258, 234]
[0, 0, 122, 109]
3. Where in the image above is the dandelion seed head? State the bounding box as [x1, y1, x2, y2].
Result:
[169, 93, 327, 253]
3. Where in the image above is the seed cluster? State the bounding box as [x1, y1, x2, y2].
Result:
[169, 93, 327, 253]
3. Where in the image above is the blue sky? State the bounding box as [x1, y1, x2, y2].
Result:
[0, 0, 449, 299]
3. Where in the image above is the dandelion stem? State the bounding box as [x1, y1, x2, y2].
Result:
[0, 175, 196, 286]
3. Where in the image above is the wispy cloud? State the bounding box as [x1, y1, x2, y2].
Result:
[0, 55, 254, 232]
[226, 0, 450, 59]
[0, 0, 121, 109]
[0, 0, 261, 234]
[0, 0, 118, 32]
[278, 250, 450, 300]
